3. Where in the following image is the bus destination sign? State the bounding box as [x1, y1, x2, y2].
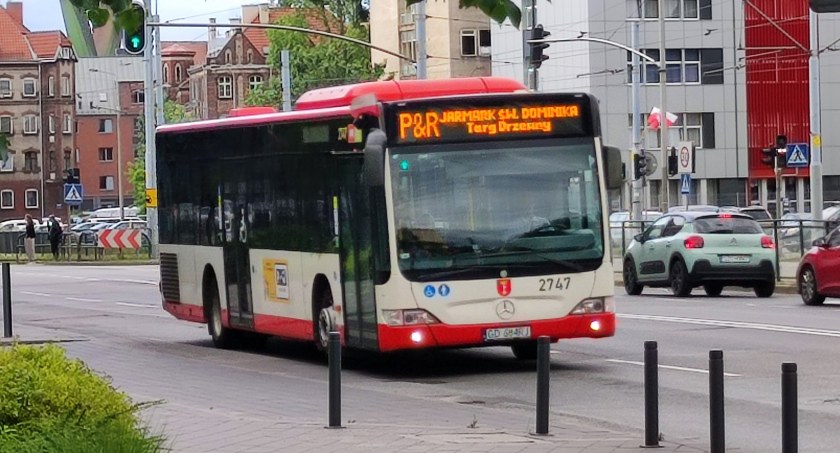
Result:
[391, 100, 588, 144]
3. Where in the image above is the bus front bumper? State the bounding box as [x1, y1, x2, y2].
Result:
[377, 313, 615, 353]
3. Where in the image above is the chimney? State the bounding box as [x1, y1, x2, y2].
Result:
[259, 4, 269, 25]
[208, 18, 216, 39]
[6, 2, 23, 26]
[228, 17, 241, 36]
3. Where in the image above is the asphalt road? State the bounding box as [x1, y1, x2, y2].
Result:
[4, 264, 840, 452]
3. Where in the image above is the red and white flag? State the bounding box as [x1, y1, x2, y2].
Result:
[647, 107, 678, 130]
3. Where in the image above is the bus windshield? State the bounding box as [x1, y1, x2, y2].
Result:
[390, 139, 604, 281]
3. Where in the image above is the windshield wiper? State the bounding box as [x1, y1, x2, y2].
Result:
[413, 265, 502, 282]
[477, 249, 586, 272]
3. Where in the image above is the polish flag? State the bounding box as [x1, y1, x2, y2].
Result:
[647, 107, 678, 130]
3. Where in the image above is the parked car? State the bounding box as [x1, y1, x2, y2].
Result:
[608, 210, 662, 247]
[796, 226, 840, 305]
[667, 205, 720, 213]
[623, 212, 777, 297]
[105, 220, 147, 231]
[0, 219, 38, 232]
[720, 205, 772, 221]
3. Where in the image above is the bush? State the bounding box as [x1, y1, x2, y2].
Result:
[0, 344, 165, 452]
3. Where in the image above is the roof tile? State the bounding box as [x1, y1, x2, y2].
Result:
[0, 5, 32, 61]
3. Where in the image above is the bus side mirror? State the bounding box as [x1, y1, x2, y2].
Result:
[364, 129, 387, 187]
[603, 145, 623, 191]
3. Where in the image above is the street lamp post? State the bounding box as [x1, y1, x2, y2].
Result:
[89, 68, 125, 220]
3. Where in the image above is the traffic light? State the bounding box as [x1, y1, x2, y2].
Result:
[776, 134, 788, 151]
[123, 1, 146, 55]
[64, 168, 80, 184]
[761, 147, 776, 167]
[667, 147, 678, 176]
[633, 153, 646, 180]
[529, 25, 551, 69]
[811, 0, 840, 13]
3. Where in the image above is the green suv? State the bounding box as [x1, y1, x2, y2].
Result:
[623, 212, 777, 297]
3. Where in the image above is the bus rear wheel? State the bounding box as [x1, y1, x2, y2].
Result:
[207, 281, 239, 349]
[511, 341, 539, 360]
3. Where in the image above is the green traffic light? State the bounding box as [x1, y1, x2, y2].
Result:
[131, 36, 141, 48]
[399, 160, 410, 171]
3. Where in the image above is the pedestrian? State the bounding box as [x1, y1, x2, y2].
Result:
[24, 214, 36, 262]
[47, 215, 62, 260]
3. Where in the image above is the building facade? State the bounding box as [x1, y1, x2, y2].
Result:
[75, 57, 144, 211]
[370, 1, 492, 79]
[0, 2, 76, 221]
[491, 0, 840, 215]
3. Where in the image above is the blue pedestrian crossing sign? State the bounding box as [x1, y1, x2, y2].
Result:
[786, 144, 809, 168]
[63, 183, 83, 206]
[680, 174, 691, 195]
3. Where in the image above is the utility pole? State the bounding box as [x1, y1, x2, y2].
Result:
[657, 0, 671, 213]
[142, 0, 158, 257]
[281, 50, 292, 112]
[523, 0, 537, 90]
[631, 2, 643, 221]
[415, 1, 427, 79]
[809, 8, 823, 220]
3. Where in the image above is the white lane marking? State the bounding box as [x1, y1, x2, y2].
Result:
[620, 313, 840, 338]
[116, 302, 156, 308]
[606, 359, 742, 377]
[66, 297, 102, 303]
[21, 291, 51, 297]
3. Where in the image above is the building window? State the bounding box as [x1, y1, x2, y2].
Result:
[63, 114, 72, 134]
[23, 78, 37, 97]
[225, 50, 232, 64]
[61, 76, 70, 96]
[1, 150, 12, 172]
[63, 149, 71, 170]
[23, 115, 38, 134]
[0, 116, 12, 134]
[460, 29, 491, 57]
[248, 75, 263, 91]
[247, 50, 253, 64]
[48, 76, 54, 96]
[628, 112, 715, 149]
[400, 30, 418, 76]
[627, 0, 703, 19]
[75, 148, 80, 163]
[400, 3, 417, 25]
[0, 78, 10, 98]
[0, 190, 13, 209]
[25, 189, 38, 209]
[48, 115, 55, 134]
[163, 66, 169, 84]
[99, 118, 113, 133]
[24, 152, 38, 173]
[99, 147, 114, 162]
[60, 47, 72, 59]
[175, 64, 182, 83]
[133, 90, 144, 104]
[627, 48, 715, 85]
[48, 150, 57, 172]
[100, 175, 115, 191]
[218, 76, 232, 99]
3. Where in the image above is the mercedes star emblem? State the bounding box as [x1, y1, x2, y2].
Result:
[496, 299, 515, 320]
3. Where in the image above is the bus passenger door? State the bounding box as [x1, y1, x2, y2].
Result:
[221, 182, 254, 329]
[337, 159, 379, 349]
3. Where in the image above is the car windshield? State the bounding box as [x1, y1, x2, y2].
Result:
[390, 140, 604, 281]
[694, 216, 763, 234]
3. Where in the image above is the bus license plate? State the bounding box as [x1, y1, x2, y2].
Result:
[484, 326, 532, 341]
[720, 255, 750, 264]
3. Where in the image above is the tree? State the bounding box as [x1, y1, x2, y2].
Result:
[70, 0, 526, 29]
[245, 10, 385, 106]
[128, 101, 191, 213]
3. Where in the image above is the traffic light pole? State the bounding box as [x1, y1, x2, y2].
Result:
[631, 16, 643, 221]
[523, 0, 538, 90]
[658, 0, 671, 213]
[143, 0, 158, 257]
[775, 155, 783, 220]
[809, 9, 823, 220]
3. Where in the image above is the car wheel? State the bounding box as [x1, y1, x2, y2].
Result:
[799, 267, 825, 306]
[703, 283, 723, 297]
[754, 280, 775, 298]
[669, 259, 692, 297]
[511, 341, 539, 360]
[623, 259, 643, 296]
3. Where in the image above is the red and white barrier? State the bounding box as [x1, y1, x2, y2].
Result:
[98, 229, 143, 249]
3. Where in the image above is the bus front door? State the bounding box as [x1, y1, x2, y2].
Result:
[221, 184, 254, 329]
[337, 161, 379, 349]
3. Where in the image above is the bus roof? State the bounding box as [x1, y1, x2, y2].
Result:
[156, 77, 527, 134]
[294, 77, 527, 111]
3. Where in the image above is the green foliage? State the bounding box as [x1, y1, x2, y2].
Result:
[68, 0, 143, 30]
[408, 0, 523, 27]
[0, 133, 8, 162]
[0, 415, 164, 453]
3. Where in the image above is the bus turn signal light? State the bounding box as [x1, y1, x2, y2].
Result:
[383, 309, 440, 326]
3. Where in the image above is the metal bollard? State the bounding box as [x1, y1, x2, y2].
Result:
[782, 363, 798, 453]
[2, 263, 11, 338]
[327, 331, 342, 429]
[535, 336, 550, 435]
[643, 341, 660, 448]
[709, 350, 725, 453]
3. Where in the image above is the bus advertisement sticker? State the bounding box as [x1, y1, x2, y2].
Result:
[424, 285, 436, 298]
[263, 258, 290, 302]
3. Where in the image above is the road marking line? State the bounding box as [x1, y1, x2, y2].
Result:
[116, 302, 156, 308]
[606, 359, 742, 377]
[66, 297, 102, 302]
[20, 291, 51, 297]
[619, 313, 840, 338]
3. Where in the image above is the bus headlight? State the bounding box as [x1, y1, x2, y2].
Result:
[571, 297, 614, 314]
[383, 309, 441, 326]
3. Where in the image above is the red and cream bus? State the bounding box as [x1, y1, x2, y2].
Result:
[156, 77, 622, 359]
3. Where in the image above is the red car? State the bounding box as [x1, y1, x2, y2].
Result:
[796, 229, 840, 305]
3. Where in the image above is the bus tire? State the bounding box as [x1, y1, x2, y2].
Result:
[315, 286, 335, 351]
[206, 276, 239, 349]
[511, 341, 539, 360]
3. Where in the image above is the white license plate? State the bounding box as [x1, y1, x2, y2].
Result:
[720, 255, 750, 264]
[484, 326, 532, 341]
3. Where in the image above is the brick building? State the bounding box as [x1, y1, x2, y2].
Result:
[74, 57, 144, 211]
[0, 2, 76, 221]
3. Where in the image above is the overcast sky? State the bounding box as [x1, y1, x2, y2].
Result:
[13, 0, 258, 41]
